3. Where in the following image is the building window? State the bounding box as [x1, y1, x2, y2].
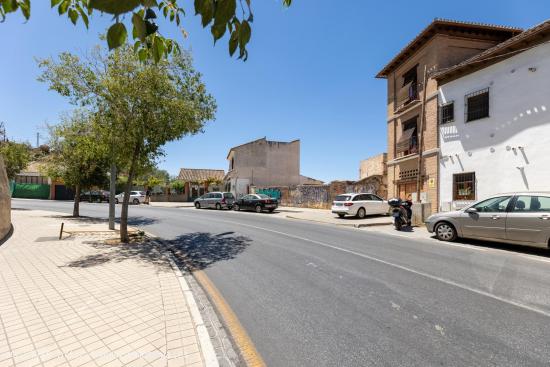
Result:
[465, 88, 489, 122]
[440, 102, 454, 124]
[453, 172, 476, 201]
[399, 65, 419, 107]
[396, 117, 418, 157]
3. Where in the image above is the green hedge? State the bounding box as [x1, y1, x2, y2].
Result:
[12, 183, 50, 199]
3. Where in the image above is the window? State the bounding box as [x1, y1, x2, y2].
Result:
[368, 194, 383, 201]
[396, 117, 418, 156]
[354, 194, 368, 201]
[466, 88, 489, 122]
[472, 196, 512, 213]
[440, 102, 454, 124]
[513, 196, 550, 212]
[335, 195, 351, 202]
[402, 65, 418, 86]
[453, 172, 476, 201]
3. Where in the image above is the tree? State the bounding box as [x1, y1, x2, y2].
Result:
[38, 45, 216, 241]
[170, 179, 185, 194]
[1, 0, 292, 62]
[45, 111, 109, 217]
[0, 141, 31, 180]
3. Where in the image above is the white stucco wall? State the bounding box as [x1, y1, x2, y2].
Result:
[438, 42, 550, 211]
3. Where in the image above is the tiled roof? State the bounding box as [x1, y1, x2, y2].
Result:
[376, 18, 522, 78]
[178, 168, 225, 182]
[434, 19, 550, 82]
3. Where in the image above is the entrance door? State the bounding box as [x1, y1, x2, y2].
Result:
[398, 182, 416, 200]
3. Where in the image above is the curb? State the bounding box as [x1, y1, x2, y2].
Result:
[285, 215, 392, 228]
[143, 230, 220, 367]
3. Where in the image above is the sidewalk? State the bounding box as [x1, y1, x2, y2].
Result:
[0, 210, 214, 367]
[274, 206, 393, 228]
[149, 202, 195, 209]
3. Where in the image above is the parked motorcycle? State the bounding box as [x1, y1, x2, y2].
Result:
[388, 198, 412, 231]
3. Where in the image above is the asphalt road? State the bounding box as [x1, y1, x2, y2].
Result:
[12, 199, 550, 367]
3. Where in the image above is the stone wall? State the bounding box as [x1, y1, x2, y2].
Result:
[253, 178, 387, 210]
[0, 157, 12, 241]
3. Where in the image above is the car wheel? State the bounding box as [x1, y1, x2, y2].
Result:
[115, 198, 119, 204]
[195, 202, 201, 209]
[255, 205, 263, 213]
[356, 207, 366, 219]
[215, 203, 222, 210]
[233, 204, 240, 211]
[435, 222, 457, 242]
[133, 198, 140, 205]
[268, 208, 275, 213]
[337, 213, 346, 218]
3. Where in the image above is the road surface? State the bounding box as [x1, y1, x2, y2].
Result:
[12, 199, 550, 367]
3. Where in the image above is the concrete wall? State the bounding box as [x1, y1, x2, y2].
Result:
[228, 138, 300, 193]
[438, 43, 550, 211]
[0, 156, 11, 241]
[359, 153, 387, 179]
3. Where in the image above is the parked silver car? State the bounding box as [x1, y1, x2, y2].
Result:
[194, 192, 235, 210]
[426, 192, 550, 248]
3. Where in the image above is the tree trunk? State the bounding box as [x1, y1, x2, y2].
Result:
[109, 163, 116, 230]
[73, 185, 81, 217]
[119, 144, 140, 243]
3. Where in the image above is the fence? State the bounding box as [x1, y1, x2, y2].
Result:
[12, 183, 50, 200]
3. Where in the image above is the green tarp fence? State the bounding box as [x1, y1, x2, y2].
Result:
[9, 180, 15, 196]
[12, 183, 50, 199]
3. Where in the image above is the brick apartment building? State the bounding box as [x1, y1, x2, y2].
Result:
[376, 19, 521, 213]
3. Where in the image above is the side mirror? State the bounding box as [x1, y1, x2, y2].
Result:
[465, 207, 478, 214]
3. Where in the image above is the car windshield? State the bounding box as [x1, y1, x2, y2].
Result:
[335, 195, 351, 201]
[257, 194, 270, 199]
[224, 193, 234, 199]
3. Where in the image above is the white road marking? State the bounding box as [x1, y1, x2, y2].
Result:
[199, 217, 550, 319]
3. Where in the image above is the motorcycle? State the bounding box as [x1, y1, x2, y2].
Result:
[388, 198, 412, 231]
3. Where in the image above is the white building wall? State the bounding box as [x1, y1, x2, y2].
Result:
[439, 43, 550, 211]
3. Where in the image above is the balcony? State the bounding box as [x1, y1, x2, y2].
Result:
[394, 83, 421, 112]
[395, 128, 418, 158]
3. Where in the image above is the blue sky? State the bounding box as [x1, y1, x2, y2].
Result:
[1, 1, 548, 182]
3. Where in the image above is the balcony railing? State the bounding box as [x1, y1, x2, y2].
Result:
[395, 83, 421, 112]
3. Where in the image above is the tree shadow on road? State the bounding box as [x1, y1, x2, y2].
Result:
[163, 232, 252, 271]
[62, 231, 251, 271]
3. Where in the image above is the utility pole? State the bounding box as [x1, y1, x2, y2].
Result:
[416, 65, 428, 203]
[36, 132, 40, 148]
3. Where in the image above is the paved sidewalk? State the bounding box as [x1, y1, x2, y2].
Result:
[0, 210, 211, 367]
[272, 206, 392, 228]
[149, 203, 194, 209]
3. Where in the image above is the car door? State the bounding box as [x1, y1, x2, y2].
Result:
[460, 196, 512, 240]
[367, 194, 386, 215]
[203, 193, 213, 208]
[506, 195, 550, 246]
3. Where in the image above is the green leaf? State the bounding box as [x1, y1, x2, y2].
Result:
[162, 6, 167, 17]
[213, 0, 235, 26]
[107, 22, 128, 50]
[152, 36, 165, 63]
[198, 0, 213, 27]
[20, 0, 30, 19]
[133, 40, 142, 52]
[51, 0, 63, 8]
[239, 19, 251, 49]
[194, 0, 204, 15]
[68, 8, 78, 25]
[132, 13, 147, 41]
[78, 7, 89, 27]
[89, 0, 140, 15]
[228, 31, 238, 56]
[2, 0, 18, 13]
[211, 23, 226, 42]
[138, 48, 148, 62]
[140, 0, 158, 7]
[58, 0, 70, 14]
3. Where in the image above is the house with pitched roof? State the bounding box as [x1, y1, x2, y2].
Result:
[377, 18, 521, 214]
[434, 19, 550, 211]
[177, 168, 225, 201]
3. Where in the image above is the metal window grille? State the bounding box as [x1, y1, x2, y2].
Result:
[453, 172, 476, 201]
[440, 102, 454, 124]
[465, 88, 489, 122]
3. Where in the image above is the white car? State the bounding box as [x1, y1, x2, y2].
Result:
[331, 193, 388, 218]
[115, 191, 146, 205]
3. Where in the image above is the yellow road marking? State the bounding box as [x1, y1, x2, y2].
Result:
[193, 269, 267, 367]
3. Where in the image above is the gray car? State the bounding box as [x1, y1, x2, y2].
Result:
[194, 192, 235, 210]
[426, 192, 550, 248]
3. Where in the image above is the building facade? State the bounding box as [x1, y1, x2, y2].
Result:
[377, 19, 521, 213]
[177, 168, 225, 201]
[435, 20, 550, 211]
[225, 138, 301, 197]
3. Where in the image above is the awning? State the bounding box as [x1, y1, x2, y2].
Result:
[396, 128, 416, 153]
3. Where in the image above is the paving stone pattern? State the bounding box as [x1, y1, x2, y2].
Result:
[0, 210, 205, 367]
